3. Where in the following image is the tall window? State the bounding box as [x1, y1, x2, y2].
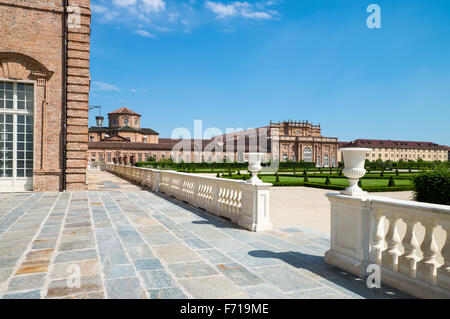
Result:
[0, 81, 34, 190]
[324, 155, 329, 167]
[332, 156, 336, 167]
[303, 147, 312, 162]
[282, 154, 288, 162]
[317, 155, 321, 167]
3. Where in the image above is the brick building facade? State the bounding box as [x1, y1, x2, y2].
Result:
[0, 0, 91, 192]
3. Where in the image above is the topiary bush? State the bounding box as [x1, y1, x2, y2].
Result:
[388, 176, 396, 187]
[304, 176, 309, 182]
[325, 176, 331, 185]
[395, 169, 399, 176]
[275, 173, 280, 183]
[412, 166, 450, 205]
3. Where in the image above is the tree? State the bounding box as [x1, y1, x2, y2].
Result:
[303, 169, 307, 177]
[380, 170, 385, 177]
[275, 173, 280, 183]
[325, 176, 331, 185]
[395, 169, 399, 176]
[388, 175, 396, 187]
[304, 176, 309, 183]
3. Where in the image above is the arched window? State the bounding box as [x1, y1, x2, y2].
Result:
[282, 154, 288, 162]
[317, 155, 321, 167]
[332, 156, 336, 167]
[324, 155, 329, 167]
[291, 155, 296, 161]
[303, 147, 312, 162]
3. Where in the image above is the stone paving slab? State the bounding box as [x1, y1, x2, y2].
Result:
[0, 184, 413, 299]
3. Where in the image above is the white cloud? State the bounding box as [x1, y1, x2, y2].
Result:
[135, 29, 156, 38]
[92, 81, 120, 91]
[91, 4, 108, 14]
[205, 1, 276, 20]
[113, 0, 137, 7]
[141, 0, 166, 13]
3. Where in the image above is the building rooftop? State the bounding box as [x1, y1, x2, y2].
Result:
[340, 139, 448, 150]
[108, 106, 141, 116]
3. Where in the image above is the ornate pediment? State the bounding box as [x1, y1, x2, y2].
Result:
[0, 52, 54, 82]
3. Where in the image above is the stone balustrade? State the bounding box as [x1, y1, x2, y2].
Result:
[106, 164, 273, 232]
[325, 194, 450, 298]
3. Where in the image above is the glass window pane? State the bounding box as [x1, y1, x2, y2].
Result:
[26, 84, 34, 93]
[17, 101, 25, 110]
[6, 151, 12, 160]
[6, 115, 13, 123]
[5, 160, 13, 168]
[5, 82, 13, 90]
[17, 160, 24, 168]
[27, 101, 34, 110]
[17, 134, 24, 142]
[17, 143, 24, 151]
[26, 152, 33, 160]
[0, 89, 4, 98]
[6, 134, 13, 142]
[17, 91, 25, 100]
[26, 135, 33, 142]
[26, 160, 33, 169]
[0, 82, 4, 89]
[6, 125, 13, 132]
[26, 125, 33, 133]
[17, 152, 24, 160]
[5, 91, 13, 99]
[17, 125, 25, 133]
[0, 170, 4, 178]
[17, 169, 24, 177]
[26, 169, 33, 177]
[5, 169, 13, 177]
[26, 143, 33, 150]
[0, 114, 3, 123]
[0, 161, 3, 168]
[6, 143, 13, 151]
[0, 152, 3, 160]
[0, 100, 4, 108]
[5, 100, 13, 109]
[17, 115, 24, 124]
[26, 116, 33, 125]
[17, 83, 25, 92]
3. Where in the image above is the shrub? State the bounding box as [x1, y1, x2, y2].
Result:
[304, 176, 309, 182]
[412, 166, 450, 205]
[275, 173, 280, 183]
[380, 170, 384, 177]
[216, 172, 220, 178]
[358, 180, 362, 187]
[388, 176, 396, 187]
[325, 176, 331, 185]
[395, 169, 399, 176]
[339, 170, 343, 177]
[303, 169, 307, 177]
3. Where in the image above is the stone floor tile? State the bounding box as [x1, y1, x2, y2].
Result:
[168, 261, 218, 279]
[184, 238, 212, 250]
[51, 260, 100, 279]
[208, 239, 253, 252]
[140, 270, 177, 289]
[54, 249, 98, 263]
[105, 277, 147, 299]
[133, 258, 164, 271]
[32, 239, 57, 250]
[197, 249, 233, 264]
[179, 275, 243, 299]
[153, 245, 201, 263]
[2, 290, 41, 299]
[216, 263, 264, 287]
[8, 273, 46, 292]
[59, 239, 96, 252]
[288, 287, 348, 299]
[104, 264, 135, 279]
[226, 251, 282, 268]
[252, 265, 323, 293]
[15, 260, 50, 275]
[46, 275, 103, 298]
[142, 233, 181, 246]
[0, 268, 14, 282]
[147, 287, 188, 299]
[244, 285, 291, 299]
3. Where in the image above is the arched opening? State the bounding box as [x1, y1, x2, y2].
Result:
[303, 147, 312, 162]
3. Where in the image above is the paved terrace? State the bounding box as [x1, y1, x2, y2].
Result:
[0, 171, 411, 299]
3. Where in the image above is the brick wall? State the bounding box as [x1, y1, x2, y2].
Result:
[0, 0, 91, 191]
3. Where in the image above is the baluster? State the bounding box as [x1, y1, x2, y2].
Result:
[371, 209, 386, 265]
[437, 222, 450, 289]
[398, 216, 419, 277]
[382, 212, 402, 271]
[416, 219, 439, 284]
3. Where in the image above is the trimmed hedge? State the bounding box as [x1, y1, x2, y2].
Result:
[412, 167, 450, 205]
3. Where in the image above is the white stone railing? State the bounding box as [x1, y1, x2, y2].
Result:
[106, 164, 273, 232]
[325, 194, 450, 298]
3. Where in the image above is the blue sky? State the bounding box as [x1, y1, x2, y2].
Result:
[89, 0, 450, 145]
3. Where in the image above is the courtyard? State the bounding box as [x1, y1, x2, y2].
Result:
[0, 170, 411, 299]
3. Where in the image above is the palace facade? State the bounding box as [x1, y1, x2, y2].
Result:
[88, 108, 339, 167]
[338, 139, 449, 162]
[0, 0, 91, 192]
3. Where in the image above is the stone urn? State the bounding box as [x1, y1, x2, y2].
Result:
[123, 155, 128, 166]
[340, 148, 370, 196]
[119, 157, 123, 165]
[247, 153, 264, 185]
[130, 155, 136, 166]
[113, 157, 117, 165]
